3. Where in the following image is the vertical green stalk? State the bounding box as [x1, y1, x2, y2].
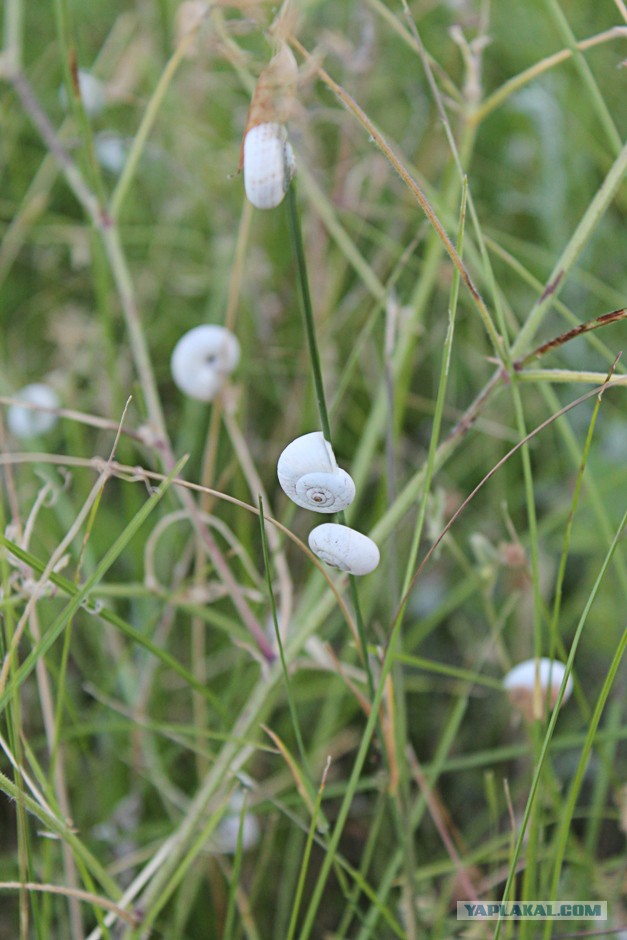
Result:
[258, 496, 308, 771]
[2, 0, 23, 71]
[542, 629, 626, 940]
[285, 182, 374, 698]
[492, 508, 627, 940]
[400, 180, 467, 598]
[286, 760, 331, 940]
[543, 0, 622, 157]
[285, 184, 333, 443]
[286, 179, 421, 933]
[0, 503, 31, 937]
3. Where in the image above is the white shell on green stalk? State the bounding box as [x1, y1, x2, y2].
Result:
[503, 657, 573, 720]
[243, 122, 295, 210]
[308, 523, 380, 576]
[8, 384, 60, 439]
[277, 432, 355, 513]
[171, 325, 240, 402]
[59, 69, 106, 117]
[212, 790, 260, 854]
[294, 470, 355, 512]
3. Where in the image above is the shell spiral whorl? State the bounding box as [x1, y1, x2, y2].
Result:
[294, 470, 356, 513]
[277, 432, 355, 513]
[171, 324, 240, 402]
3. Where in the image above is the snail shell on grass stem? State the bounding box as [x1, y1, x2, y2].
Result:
[171, 325, 240, 402]
[241, 41, 298, 210]
[243, 123, 295, 210]
[309, 523, 380, 576]
[277, 432, 355, 512]
[503, 657, 573, 721]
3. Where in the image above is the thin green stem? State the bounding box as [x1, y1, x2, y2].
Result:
[110, 30, 198, 219]
[258, 496, 308, 771]
[285, 184, 333, 443]
[492, 508, 627, 940]
[286, 759, 331, 940]
[285, 182, 375, 698]
[400, 179, 467, 598]
[543, 0, 622, 156]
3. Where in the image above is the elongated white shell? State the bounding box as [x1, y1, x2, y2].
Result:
[171, 325, 240, 401]
[8, 383, 60, 438]
[243, 123, 295, 210]
[504, 657, 573, 720]
[277, 432, 355, 512]
[309, 523, 380, 576]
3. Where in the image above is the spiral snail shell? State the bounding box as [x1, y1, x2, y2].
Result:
[277, 432, 355, 512]
[503, 657, 573, 721]
[243, 123, 296, 210]
[308, 523, 380, 576]
[171, 325, 240, 402]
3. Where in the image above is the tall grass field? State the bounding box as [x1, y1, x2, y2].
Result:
[0, 0, 626, 937]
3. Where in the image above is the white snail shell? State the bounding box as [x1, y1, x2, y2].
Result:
[8, 383, 60, 439]
[171, 325, 240, 402]
[59, 69, 106, 117]
[277, 432, 355, 512]
[95, 131, 128, 174]
[503, 658, 573, 720]
[243, 123, 296, 210]
[212, 790, 260, 855]
[308, 523, 380, 576]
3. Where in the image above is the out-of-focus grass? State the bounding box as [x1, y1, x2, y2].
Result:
[0, 0, 626, 937]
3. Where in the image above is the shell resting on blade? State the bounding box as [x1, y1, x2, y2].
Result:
[243, 122, 296, 210]
[308, 523, 380, 576]
[277, 432, 356, 513]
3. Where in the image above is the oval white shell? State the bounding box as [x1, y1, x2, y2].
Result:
[171, 325, 240, 402]
[243, 123, 296, 210]
[8, 383, 60, 439]
[504, 658, 573, 698]
[277, 432, 355, 513]
[95, 131, 128, 174]
[504, 658, 573, 719]
[308, 523, 380, 576]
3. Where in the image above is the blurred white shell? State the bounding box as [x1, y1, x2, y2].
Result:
[8, 383, 60, 439]
[277, 432, 355, 512]
[171, 325, 240, 402]
[309, 523, 380, 576]
[95, 131, 128, 174]
[504, 657, 573, 720]
[59, 69, 106, 117]
[212, 790, 260, 854]
[243, 122, 296, 210]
